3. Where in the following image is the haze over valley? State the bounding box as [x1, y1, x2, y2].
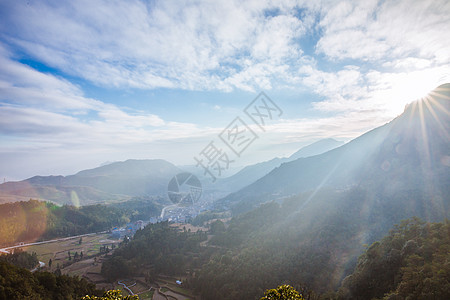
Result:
[0, 1, 449, 299]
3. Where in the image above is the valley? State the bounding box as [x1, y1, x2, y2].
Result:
[0, 84, 449, 300]
[3, 225, 203, 299]
[2, 2, 450, 299]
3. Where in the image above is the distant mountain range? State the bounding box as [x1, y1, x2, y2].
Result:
[1, 83, 448, 218]
[0, 159, 181, 205]
[194, 84, 449, 294]
[219, 83, 450, 221]
[1, 84, 448, 298]
[0, 139, 344, 206]
[214, 138, 344, 193]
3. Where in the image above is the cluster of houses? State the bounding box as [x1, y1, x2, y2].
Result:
[110, 220, 146, 239]
[150, 213, 195, 224]
[109, 201, 213, 239]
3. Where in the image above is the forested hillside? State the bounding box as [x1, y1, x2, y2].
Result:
[0, 259, 102, 299]
[195, 187, 449, 299]
[0, 200, 131, 247]
[0, 251, 39, 270]
[99, 214, 449, 300]
[221, 86, 450, 216]
[337, 218, 450, 299]
[108, 196, 167, 222]
[101, 221, 208, 281]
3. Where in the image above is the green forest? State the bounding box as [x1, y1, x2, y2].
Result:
[1, 198, 448, 300]
[0, 205, 448, 299]
[0, 200, 131, 247]
[337, 217, 450, 299]
[108, 196, 165, 222]
[101, 221, 208, 281]
[0, 252, 102, 299]
[99, 202, 449, 300]
[0, 251, 39, 270]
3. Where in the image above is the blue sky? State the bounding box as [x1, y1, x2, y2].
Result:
[0, 0, 449, 181]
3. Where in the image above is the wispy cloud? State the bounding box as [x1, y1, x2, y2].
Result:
[316, 0, 450, 63]
[1, 0, 450, 180]
[0, 0, 314, 91]
[2, 0, 449, 96]
[0, 47, 217, 149]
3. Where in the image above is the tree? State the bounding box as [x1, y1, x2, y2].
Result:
[79, 237, 83, 245]
[338, 218, 450, 299]
[0, 251, 39, 270]
[82, 289, 139, 300]
[260, 285, 304, 300]
[210, 220, 225, 234]
[48, 258, 52, 268]
[101, 257, 131, 281]
[0, 260, 100, 299]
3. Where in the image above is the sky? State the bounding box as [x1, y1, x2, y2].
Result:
[0, 0, 449, 181]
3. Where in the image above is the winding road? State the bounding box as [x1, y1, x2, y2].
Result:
[118, 280, 136, 295]
[0, 231, 108, 254]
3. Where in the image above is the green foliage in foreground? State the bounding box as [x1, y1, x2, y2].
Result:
[261, 285, 304, 300]
[337, 217, 450, 299]
[0, 250, 39, 270]
[0, 259, 101, 299]
[82, 289, 139, 300]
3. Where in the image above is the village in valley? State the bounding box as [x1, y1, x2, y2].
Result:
[0, 202, 217, 300]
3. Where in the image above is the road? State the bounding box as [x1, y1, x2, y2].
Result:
[31, 261, 45, 273]
[118, 280, 136, 295]
[160, 204, 177, 219]
[0, 231, 108, 254]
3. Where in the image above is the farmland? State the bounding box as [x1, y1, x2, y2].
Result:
[19, 231, 199, 299]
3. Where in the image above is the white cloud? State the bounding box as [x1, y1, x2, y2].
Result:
[299, 61, 450, 121]
[1, 0, 314, 91]
[1, 0, 450, 180]
[2, 0, 448, 98]
[316, 0, 450, 63]
[0, 105, 89, 136]
[0, 48, 216, 150]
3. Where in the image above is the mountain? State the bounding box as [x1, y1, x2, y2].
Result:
[191, 84, 450, 298]
[288, 138, 345, 161]
[0, 139, 343, 206]
[220, 83, 450, 219]
[0, 183, 126, 206]
[66, 159, 180, 196]
[337, 218, 450, 299]
[211, 138, 344, 193]
[0, 159, 180, 205]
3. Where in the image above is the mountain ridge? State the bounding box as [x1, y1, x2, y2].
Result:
[0, 159, 180, 205]
[219, 83, 450, 216]
[0, 140, 344, 205]
[213, 138, 344, 193]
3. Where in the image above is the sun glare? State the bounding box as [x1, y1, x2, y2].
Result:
[384, 72, 448, 115]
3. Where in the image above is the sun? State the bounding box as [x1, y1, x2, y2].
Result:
[384, 71, 448, 115]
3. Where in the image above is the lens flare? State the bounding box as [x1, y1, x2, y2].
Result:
[70, 190, 80, 208]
